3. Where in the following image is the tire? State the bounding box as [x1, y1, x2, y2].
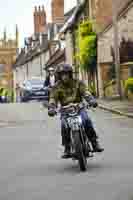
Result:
[74, 131, 87, 172]
[20, 97, 28, 103]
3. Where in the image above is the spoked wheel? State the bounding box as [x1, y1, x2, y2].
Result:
[74, 131, 87, 172]
[78, 147, 87, 172]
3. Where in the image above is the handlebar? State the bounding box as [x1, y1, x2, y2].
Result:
[48, 102, 96, 117]
[61, 103, 79, 109]
[58, 102, 95, 113]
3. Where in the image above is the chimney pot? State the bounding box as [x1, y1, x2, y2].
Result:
[42, 5, 44, 11]
[34, 6, 37, 12]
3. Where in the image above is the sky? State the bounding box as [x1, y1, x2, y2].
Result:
[0, 0, 77, 47]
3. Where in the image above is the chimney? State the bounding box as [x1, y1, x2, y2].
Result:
[34, 5, 47, 34]
[51, 0, 64, 24]
[34, 6, 38, 34]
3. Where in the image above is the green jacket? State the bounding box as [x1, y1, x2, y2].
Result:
[49, 79, 91, 107]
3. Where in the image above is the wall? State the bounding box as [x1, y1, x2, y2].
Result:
[95, 0, 131, 31]
[65, 31, 74, 66]
[14, 49, 50, 89]
[98, 2, 133, 64]
[97, 2, 133, 97]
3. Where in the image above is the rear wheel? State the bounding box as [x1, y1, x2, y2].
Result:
[74, 131, 87, 172]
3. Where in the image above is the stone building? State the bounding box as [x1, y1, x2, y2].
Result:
[0, 26, 19, 90]
[97, 0, 133, 98]
[95, 0, 131, 32]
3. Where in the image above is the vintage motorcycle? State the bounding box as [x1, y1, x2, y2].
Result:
[60, 103, 94, 172]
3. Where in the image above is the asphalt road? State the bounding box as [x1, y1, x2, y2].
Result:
[0, 102, 133, 200]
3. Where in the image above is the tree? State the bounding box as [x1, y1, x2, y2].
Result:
[76, 20, 97, 91]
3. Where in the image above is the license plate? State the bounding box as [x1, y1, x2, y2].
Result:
[36, 91, 45, 95]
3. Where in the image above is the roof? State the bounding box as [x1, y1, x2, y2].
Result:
[64, 6, 76, 22]
[45, 49, 65, 69]
[13, 49, 26, 68]
[14, 42, 49, 68]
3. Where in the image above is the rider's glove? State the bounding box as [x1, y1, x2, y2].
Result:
[89, 99, 98, 108]
[85, 95, 98, 108]
[48, 103, 57, 117]
[48, 108, 57, 117]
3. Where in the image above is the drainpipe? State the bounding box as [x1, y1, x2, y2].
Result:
[112, 0, 122, 99]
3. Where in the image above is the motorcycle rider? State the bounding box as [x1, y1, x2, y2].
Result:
[44, 67, 56, 102]
[48, 64, 104, 158]
[44, 67, 56, 88]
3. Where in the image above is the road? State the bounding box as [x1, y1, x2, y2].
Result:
[0, 102, 133, 200]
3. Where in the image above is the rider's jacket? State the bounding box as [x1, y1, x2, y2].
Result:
[49, 79, 92, 107]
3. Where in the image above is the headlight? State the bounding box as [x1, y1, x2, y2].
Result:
[26, 86, 32, 91]
[1, 96, 5, 99]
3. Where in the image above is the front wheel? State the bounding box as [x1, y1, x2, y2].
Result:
[74, 131, 87, 172]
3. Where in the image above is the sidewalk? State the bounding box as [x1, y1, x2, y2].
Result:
[98, 99, 133, 118]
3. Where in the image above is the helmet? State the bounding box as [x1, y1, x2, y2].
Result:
[56, 64, 73, 74]
[55, 64, 73, 81]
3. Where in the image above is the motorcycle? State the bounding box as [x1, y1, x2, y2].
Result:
[60, 103, 94, 172]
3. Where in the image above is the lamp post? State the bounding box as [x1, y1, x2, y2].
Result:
[112, 0, 122, 99]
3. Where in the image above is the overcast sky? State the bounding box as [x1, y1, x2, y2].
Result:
[0, 0, 76, 47]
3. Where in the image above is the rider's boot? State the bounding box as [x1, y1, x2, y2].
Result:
[91, 139, 104, 152]
[61, 145, 71, 159]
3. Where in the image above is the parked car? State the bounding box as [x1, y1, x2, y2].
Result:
[20, 78, 48, 102]
[0, 87, 9, 103]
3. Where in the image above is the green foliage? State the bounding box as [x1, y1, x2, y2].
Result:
[76, 20, 97, 73]
[125, 78, 133, 93]
[103, 79, 116, 90]
[79, 35, 97, 71]
[79, 20, 95, 37]
[88, 81, 96, 96]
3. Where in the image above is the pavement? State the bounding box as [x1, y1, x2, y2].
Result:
[0, 102, 133, 199]
[98, 99, 133, 118]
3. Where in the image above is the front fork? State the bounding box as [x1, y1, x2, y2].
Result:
[71, 127, 84, 155]
[71, 127, 93, 157]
